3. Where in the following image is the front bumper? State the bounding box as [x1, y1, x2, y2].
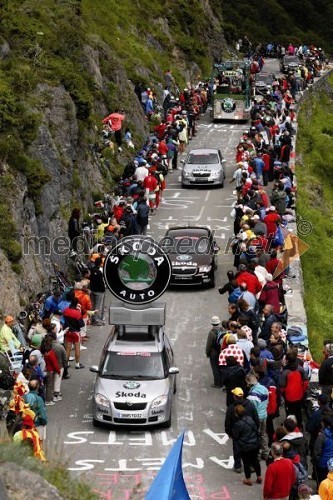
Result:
[93, 400, 171, 426]
[182, 176, 223, 186]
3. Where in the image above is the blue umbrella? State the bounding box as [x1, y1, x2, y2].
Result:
[146, 431, 190, 500]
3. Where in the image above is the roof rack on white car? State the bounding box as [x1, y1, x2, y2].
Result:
[109, 301, 166, 327]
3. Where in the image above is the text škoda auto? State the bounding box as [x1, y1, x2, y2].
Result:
[103, 236, 171, 304]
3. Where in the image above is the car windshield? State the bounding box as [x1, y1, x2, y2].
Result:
[256, 75, 273, 84]
[101, 351, 166, 379]
[161, 235, 211, 254]
[187, 153, 219, 164]
[285, 56, 299, 63]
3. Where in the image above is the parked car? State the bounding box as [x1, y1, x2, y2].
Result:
[280, 55, 302, 74]
[90, 321, 178, 428]
[181, 148, 226, 188]
[162, 226, 219, 287]
[255, 73, 275, 95]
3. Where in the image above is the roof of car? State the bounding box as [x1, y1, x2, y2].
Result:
[165, 226, 210, 237]
[187, 148, 219, 154]
[106, 325, 165, 352]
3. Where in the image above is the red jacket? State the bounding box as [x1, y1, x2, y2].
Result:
[158, 140, 168, 155]
[236, 271, 262, 295]
[144, 175, 158, 192]
[280, 364, 306, 402]
[44, 349, 60, 375]
[263, 213, 280, 238]
[263, 458, 296, 499]
[259, 281, 280, 313]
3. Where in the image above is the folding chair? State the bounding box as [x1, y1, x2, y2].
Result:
[5, 341, 23, 374]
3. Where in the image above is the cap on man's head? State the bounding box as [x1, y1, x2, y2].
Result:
[266, 205, 276, 212]
[31, 333, 42, 348]
[231, 387, 244, 397]
[252, 214, 260, 221]
[211, 316, 221, 326]
[5, 315, 14, 324]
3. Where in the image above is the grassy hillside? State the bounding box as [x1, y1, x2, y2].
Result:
[296, 74, 333, 361]
[221, 0, 333, 52]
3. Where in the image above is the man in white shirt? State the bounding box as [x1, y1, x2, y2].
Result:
[135, 161, 149, 182]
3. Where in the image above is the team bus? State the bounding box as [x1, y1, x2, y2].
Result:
[211, 60, 252, 121]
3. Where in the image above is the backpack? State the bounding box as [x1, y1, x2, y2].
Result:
[293, 461, 308, 488]
[287, 326, 303, 337]
[214, 329, 225, 352]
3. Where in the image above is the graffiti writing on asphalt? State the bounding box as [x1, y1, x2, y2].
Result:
[91, 472, 232, 499]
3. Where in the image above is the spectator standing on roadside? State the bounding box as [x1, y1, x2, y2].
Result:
[263, 442, 296, 500]
[280, 350, 307, 428]
[48, 330, 67, 402]
[206, 316, 224, 388]
[246, 374, 270, 460]
[225, 387, 260, 474]
[136, 196, 150, 235]
[41, 336, 60, 406]
[232, 404, 262, 486]
[63, 297, 85, 371]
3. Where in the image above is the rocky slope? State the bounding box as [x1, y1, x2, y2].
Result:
[0, 0, 227, 314]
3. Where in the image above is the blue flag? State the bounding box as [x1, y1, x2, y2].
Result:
[146, 431, 190, 500]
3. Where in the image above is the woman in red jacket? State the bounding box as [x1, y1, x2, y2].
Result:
[41, 336, 60, 406]
[259, 274, 280, 313]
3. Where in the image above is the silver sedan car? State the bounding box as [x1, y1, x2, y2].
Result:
[181, 148, 226, 188]
[90, 325, 178, 428]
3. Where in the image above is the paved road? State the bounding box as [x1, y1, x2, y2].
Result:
[47, 60, 280, 499]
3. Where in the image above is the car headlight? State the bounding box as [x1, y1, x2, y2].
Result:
[210, 171, 221, 178]
[95, 393, 110, 407]
[183, 170, 191, 178]
[199, 265, 212, 273]
[151, 395, 168, 408]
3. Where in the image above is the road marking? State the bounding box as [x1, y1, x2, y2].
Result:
[204, 191, 211, 202]
[207, 216, 227, 222]
[160, 216, 179, 221]
[183, 205, 204, 222]
[209, 456, 234, 469]
[203, 429, 229, 445]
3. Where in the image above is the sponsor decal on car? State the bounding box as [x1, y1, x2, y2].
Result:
[104, 236, 171, 304]
[115, 391, 147, 398]
[221, 98, 236, 113]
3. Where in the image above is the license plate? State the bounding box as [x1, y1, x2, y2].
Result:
[195, 178, 208, 182]
[118, 412, 143, 419]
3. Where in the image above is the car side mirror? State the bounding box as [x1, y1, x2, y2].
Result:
[89, 365, 99, 373]
[169, 367, 179, 375]
[180, 159, 185, 164]
[221, 159, 227, 164]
